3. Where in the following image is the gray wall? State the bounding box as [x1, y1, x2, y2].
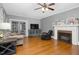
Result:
[7, 15, 41, 29]
[41, 7, 79, 32]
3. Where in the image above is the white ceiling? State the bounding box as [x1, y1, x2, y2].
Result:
[2, 3, 79, 19]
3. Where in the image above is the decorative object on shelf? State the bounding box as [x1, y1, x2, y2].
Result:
[66, 17, 79, 25]
[56, 20, 65, 25]
[57, 21, 64, 25]
[69, 17, 75, 24]
[75, 18, 79, 24]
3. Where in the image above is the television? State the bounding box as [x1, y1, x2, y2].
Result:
[30, 24, 39, 29]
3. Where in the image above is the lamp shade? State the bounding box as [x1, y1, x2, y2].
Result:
[0, 23, 11, 30]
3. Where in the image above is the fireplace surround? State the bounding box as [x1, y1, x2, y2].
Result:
[53, 25, 79, 45]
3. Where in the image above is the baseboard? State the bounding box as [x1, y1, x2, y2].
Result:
[28, 36, 39, 38]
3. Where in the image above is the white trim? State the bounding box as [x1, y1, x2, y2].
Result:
[9, 18, 28, 37]
[53, 24, 79, 27]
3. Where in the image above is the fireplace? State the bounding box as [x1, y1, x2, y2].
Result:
[58, 30, 72, 44]
[53, 25, 79, 45]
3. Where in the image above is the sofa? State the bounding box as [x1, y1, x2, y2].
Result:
[3, 32, 25, 45]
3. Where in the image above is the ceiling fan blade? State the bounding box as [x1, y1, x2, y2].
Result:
[48, 7, 54, 11]
[49, 3, 55, 6]
[34, 7, 41, 10]
[37, 3, 44, 7]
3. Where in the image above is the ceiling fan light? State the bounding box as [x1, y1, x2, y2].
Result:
[41, 7, 45, 11]
[45, 8, 48, 11]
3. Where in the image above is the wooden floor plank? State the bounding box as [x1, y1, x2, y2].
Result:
[16, 37, 79, 55]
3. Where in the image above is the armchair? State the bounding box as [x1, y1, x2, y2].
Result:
[41, 30, 53, 40]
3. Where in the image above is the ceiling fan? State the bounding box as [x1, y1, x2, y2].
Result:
[35, 3, 55, 13]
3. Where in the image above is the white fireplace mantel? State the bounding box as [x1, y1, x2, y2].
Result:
[53, 24, 79, 45]
[53, 24, 79, 27]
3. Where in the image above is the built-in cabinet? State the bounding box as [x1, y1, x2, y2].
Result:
[11, 21, 26, 35]
[28, 29, 41, 36]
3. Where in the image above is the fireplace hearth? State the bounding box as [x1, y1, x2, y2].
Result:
[58, 30, 72, 44]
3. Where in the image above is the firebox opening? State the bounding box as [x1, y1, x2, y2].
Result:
[57, 30, 72, 44]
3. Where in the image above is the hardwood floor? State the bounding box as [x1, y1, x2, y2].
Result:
[16, 37, 79, 55]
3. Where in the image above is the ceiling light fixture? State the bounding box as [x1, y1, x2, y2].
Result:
[41, 7, 49, 13]
[35, 3, 55, 13]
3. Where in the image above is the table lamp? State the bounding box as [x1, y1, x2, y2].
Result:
[0, 23, 11, 41]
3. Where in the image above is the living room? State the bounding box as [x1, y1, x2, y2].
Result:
[0, 2, 79, 56]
